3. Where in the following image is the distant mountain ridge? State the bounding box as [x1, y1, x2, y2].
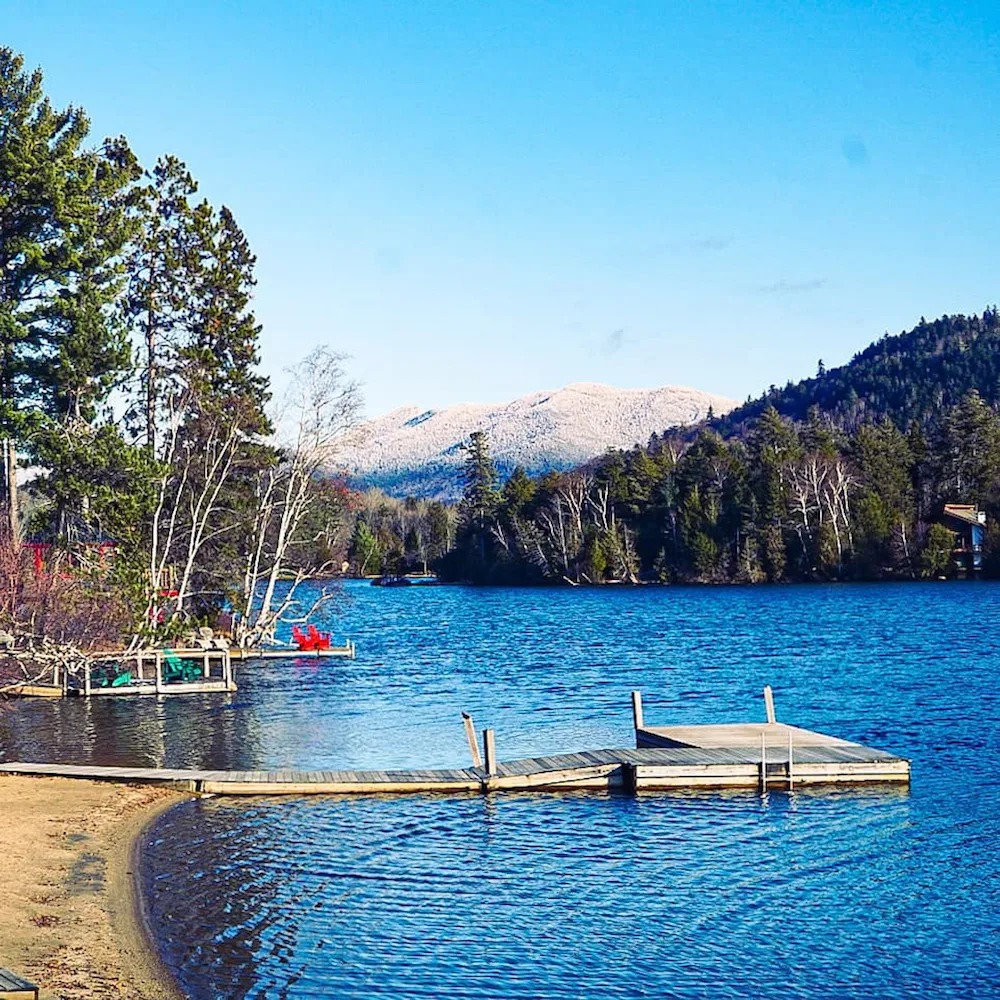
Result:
[710, 309, 1000, 437]
[334, 382, 736, 499]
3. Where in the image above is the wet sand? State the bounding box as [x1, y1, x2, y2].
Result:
[0, 775, 186, 1000]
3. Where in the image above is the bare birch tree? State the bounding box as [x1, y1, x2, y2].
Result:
[236, 347, 361, 646]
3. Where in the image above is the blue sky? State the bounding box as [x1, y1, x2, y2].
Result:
[5, 1, 1000, 415]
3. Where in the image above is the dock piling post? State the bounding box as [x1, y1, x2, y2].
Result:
[631, 690, 644, 732]
[787, 728, 794, 789]
[462, 713, 483, 769]
[154, 651, 164, 694]
[763, 685, 776, 724]
[84, 660, 91, 698]
[760, 730, 767, 792]
[482, 728, 496, 777]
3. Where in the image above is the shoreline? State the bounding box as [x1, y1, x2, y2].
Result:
[0, 775, 187, 1000]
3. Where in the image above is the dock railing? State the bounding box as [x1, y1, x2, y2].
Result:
[77, 647, 235, 696]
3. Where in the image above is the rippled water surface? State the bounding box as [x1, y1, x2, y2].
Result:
[8, 581, 1000, 997]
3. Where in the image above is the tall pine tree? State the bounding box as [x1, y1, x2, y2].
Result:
[0, 48, 99, 536]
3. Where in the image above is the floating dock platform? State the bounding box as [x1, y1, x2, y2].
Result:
[229, 641, 355, 661]
[0, 682, 64, 699]
[633, 722, 908, 786]
[73, 648, 236, 697]
[626, 686, 909, 786]
[0, 688, 909, 794]
[3, 640, 358, 699]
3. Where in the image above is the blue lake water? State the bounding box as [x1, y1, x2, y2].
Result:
[5, 581, 1000, 997]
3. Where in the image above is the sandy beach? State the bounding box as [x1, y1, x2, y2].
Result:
[0, 775, 186, 1000]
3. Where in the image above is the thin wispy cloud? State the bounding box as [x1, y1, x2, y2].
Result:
[640, 236, 732, 259]
[689, 237, 732, 251]
[602, 328, 626, 355]
[754, 278, 827, 295]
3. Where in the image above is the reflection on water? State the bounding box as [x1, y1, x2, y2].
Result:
[0, 690, 265, 769]
[145, 783, 997, 999]
[122, 582, 1000, 998]
[10, 579, 1000, 774]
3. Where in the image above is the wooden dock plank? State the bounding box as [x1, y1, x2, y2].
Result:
[0, 717, 910, 795]
[229, 646, 354, 661]
[0, 965, 38, 999]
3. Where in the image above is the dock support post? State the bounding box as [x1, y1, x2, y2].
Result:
[622, 762, 638, 795]
[482, 728, 496, 777]
[155, 651, 164, 694]
[462, 713, 483, 769]
[760, 731, 767, 792]
[787, 728, 793, 789]
[763, 685, 776, 724]
[84, 660, 91, 698]
[203, 650, 210, 678]
[631, 690, 644, 732]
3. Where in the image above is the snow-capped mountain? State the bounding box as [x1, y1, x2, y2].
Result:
[332, 382, 736, 499]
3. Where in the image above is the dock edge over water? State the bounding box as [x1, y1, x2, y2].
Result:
[0, 741, 909, 796]
[0, 690, 910, 796]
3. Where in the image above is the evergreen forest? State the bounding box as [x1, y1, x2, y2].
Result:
[437, 313, 1000, 585]
[0, 47, 358, 656]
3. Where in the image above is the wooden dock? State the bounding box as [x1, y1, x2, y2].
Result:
[3, 648, 238, 699]
[630, 688, 910, 787]
[0, 967, 38, 1000]
[0, 686, 910, 794]
[72, 648, 236, 697]
[229, 641, 356, 661]
[633, 723, 909, 786]
[0, 682, 64, 699]
[4, 641, 359, 699]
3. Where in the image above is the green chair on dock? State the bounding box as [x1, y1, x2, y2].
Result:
[163, 651, 202, 684]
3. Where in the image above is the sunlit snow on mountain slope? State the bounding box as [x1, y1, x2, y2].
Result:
[333, 382, 736, 499]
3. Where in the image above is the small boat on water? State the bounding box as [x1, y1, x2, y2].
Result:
[371, 574, 438, 587]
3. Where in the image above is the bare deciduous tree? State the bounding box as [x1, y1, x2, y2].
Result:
[236, 348, 361, 646]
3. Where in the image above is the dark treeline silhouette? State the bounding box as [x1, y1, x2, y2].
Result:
[712, 309, 1000, 436]
[439, 311, 1000, 584]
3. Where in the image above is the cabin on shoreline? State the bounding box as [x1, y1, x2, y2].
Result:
[940, 503, 987, 573]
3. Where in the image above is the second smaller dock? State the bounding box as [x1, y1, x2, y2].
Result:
[229, 641, 356, 661]
[75, 648, 236, 697]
